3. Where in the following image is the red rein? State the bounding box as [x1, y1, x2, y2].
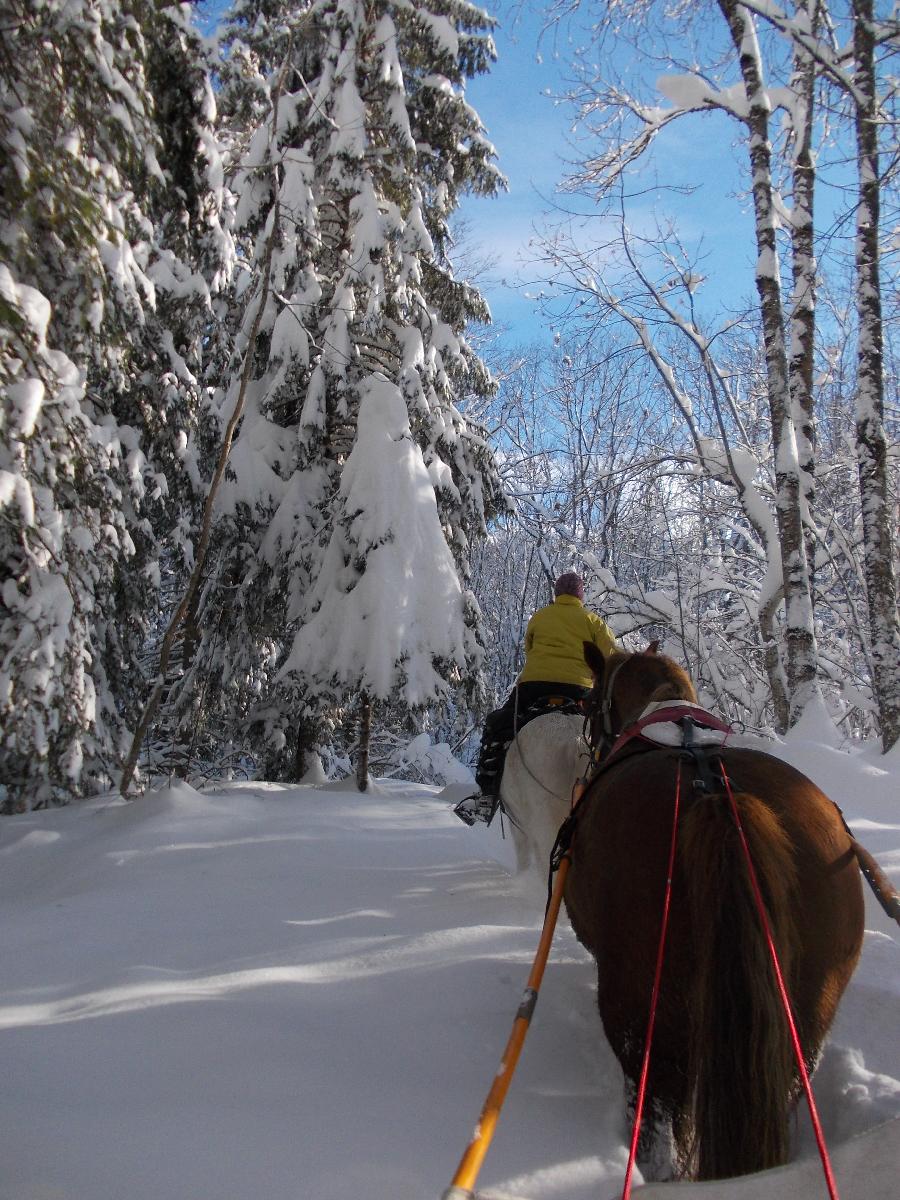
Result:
[720, 763, 840, 1200]
[621, 759, 683, 1200]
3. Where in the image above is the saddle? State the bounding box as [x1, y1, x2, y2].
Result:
[476, 695, 585, 795]
[456, 694, 585, 828]
[516, 693, 585, 730]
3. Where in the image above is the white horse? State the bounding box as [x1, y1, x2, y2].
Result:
[499, 712, 590, 876]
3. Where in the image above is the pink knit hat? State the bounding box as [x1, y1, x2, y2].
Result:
[554, 572, 584, 600]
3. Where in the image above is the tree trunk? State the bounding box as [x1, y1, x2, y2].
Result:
[760, 593, 791, 734]
[172, 584, 203, 780]
[788, 2, 820, 602]
[851, 0, 900, 751]
[290, 708, 322, 782]
[355, 690, 372, 792]
[717, 0, 819, 724]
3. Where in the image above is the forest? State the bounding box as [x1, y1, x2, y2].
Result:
[1, 0, 898, 812]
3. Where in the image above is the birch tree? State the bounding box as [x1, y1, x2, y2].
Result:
[728, 0, 900, 746]
[538, 0, 898, 737]
[714, 0, 819, 719]
[840, 0, 900, 749]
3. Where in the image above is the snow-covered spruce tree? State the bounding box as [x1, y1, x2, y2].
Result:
[198, 0, 505, 783]
[0, 1, 161, 808]
[0, 272, 98, 811]
[1, 2, 231, 808]
[120, 4, 235, 774]
[164, 9, 325, 783]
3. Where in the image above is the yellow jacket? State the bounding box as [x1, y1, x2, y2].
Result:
[518, 594, 617, 689]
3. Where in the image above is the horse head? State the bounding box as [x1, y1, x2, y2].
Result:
[583, 641, 697, 751]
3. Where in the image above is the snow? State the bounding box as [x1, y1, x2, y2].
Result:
[656, 74, 749, 120]
[268, 301, 311, 371]
[0, 264, 51, 340]
[0, 470, 35, 525]
[419, 12, 460, 60]
[330, 77, 367, 163]
[1, 732, 898, 1200]
[6, 378, 45, 438]
[393, 732, 476, 785]
[281, 374, 468, 705]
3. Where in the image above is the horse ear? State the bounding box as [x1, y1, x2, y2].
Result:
[645, 640, 660, 655]
[584, 641, 606, 679]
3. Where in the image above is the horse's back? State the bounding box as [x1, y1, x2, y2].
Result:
[704, 747, 863, 937]
[569, 743, 862, 925]
[569, 743, 863, 973]
[500, 712, 586, 875]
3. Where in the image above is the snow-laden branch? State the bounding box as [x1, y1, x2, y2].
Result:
[736, 0, 895, 109]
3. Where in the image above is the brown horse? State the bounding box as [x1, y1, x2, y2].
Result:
[564, 642, 864, 1182]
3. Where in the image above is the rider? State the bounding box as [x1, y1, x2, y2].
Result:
[455, 572, 617, 825]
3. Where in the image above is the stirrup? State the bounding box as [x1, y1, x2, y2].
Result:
[453, 792, 500, 827]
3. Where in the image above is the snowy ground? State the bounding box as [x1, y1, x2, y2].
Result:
[1, 727, 898, 1200]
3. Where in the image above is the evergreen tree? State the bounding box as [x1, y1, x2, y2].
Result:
[193, 0, 505, 780]
[119, 3, 235, 772]
[1, 1, 231, 808]
[1, 0, 158, 808]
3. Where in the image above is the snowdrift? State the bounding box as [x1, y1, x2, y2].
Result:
[1, 730, 898, 1200]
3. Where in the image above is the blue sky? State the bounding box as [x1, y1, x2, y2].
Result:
[196, 1, 762, 347]
[460, 3, 761, 345]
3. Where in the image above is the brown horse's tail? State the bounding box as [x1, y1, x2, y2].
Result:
[679, 790, 799, 1180]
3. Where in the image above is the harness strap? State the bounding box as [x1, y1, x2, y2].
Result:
[546, 812, 576, 916]
[600, 657, 628, 741]
[546, 774, 591, 916]
[607, 704, 732, 760]
[679, 716, 729, 793]
[547, 725, 684, 906]
[554, 711, 733, 916]
[622, 758, 683, 1200]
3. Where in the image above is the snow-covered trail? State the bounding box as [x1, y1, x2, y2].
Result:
[1, 732, 898, 1200]
[0, 780, 606, 1200]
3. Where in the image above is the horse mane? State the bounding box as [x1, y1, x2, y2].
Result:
[607, 649, 697, 725]
[647, 674, 696, 705]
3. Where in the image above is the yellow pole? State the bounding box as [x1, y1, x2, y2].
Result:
[441, 852, 572, 1200]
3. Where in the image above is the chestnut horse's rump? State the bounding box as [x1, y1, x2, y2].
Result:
[565, 648, 864, 1181]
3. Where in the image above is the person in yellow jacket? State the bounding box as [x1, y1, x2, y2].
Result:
[519, 573, 617, 691]
[455, 573, 617, 824]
